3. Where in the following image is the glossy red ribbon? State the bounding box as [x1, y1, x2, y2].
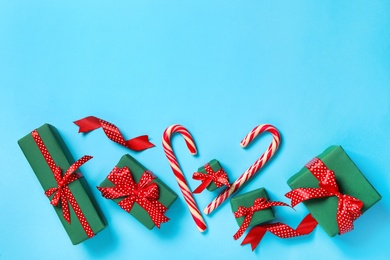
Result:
[192, 163, 230, 194]
[97, 167, 169, 228]
[74, 116, 155, 151]
[233, 198, 289, 240]
[285, 158, 363, 235]
[241, 214, 318, 251]
[31, 130, 95, 238]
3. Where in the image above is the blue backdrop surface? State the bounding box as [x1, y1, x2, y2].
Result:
[1, 1, 389, 259]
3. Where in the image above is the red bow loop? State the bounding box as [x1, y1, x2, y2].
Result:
[192, 163, 230, 194]
[98, 167, 169, 228]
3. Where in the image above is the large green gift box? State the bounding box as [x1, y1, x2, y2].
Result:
[287, 145, 382, 237]
[99, 154, 178, 229]
[18, 124, 107, 245]
[230, 188, 275, 227]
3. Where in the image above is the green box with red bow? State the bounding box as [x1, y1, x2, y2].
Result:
[230, 188, 275, 228]
[192, 159, 230, 193]
[98, 154, 178, 229]
[18, 124, 107, 245]
[286, 145, 382, 237]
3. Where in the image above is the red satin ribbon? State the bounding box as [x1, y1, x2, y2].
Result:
[192, 163, 230, 194]
[74, 116, 155, 151]
[241, 214, 318, 251]
[97, 167, 169, 228]
[31, 130, 95, 238]
[233, 198, 289, 240]
[285, 158, 363, 235]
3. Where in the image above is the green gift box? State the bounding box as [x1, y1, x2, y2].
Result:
[195, 159, 227, 191]
[230, 188, 275, 227]
[18, 124, 107, 245]
[287, 145, 382, 237]
[98, 154, 178, 229]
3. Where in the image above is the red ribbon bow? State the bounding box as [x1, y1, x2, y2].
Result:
[241, 214, 318, 251]
[45, 155, 93, 223]
[192, 163, 230, 194]
[97, 167, 169, 228]
[285, 158, 363, 234]
[233, 198, 289, 240]
[31, 130, 95, 238]
[74, 116, 155, 151]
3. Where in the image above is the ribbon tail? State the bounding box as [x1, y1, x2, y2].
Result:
[45, 187, 58, 199]
[148, 207, 170, 228]
[295, 214, 318, 234]
[219, 178, 231, 188]
[193, 179, 213, 194]
[265, 214, 318, 239]
[241, 226, 267, 251]
[125, 135, 155, 151]
[140, 199, 170, 228]
[74, 116, 101, 133]
[61, 194, 71, 223]
[118, 197, 136, 213]
[50, 190, 61, 206]
[241, 214, 317, 251]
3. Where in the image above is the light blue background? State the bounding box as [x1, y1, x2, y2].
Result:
[1, 1, 389, 259]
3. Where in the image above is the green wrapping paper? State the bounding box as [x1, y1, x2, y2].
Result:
[230, 188, 275, 227]
[195, 159, 226, 191]
[287, 145, 382, 237]
[99, 154, 178, 229]
[18, 124, 107, 245]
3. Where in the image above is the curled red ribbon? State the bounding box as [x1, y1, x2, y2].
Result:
[31, 130, 95, 238]
[285, 158, 363, 235]
[74, 116, 155, 151]
[192, 163, 230, 194]
[97, 167, 169, 228]
[241, 214, 318, 251]
[233, 198, 289, 240]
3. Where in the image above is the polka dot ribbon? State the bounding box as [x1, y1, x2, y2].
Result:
[192, 163, 230, 194]
[31, 130, 95, 238]
[97, 167, 169, 228]
[233, 198, 289, 240]
[241, 214, 318, 251]
[74, 116, 155, 151]
[285, 158, 364, 235]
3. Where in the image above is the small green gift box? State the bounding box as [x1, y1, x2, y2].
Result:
[192, 159, 229, 193]
[230, 188, 275, 228]
[98, 154, 178, 229]
[287, 145, 382, 237]
[18, 124, 107, 245]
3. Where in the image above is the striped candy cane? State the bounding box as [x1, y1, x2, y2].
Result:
[162, 124, 207, 232]
[204, 124, 281, 215]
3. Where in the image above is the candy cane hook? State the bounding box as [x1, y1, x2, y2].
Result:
[162, 124, 207, 232]
[204, 124, 281, 215]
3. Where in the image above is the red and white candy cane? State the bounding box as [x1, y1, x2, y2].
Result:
[204, 124, 281, 215]
[162, 124, 207, 232]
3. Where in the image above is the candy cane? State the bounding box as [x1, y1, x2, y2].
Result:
[204, 124, 281, 215]
[162, 124, 207, 232]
